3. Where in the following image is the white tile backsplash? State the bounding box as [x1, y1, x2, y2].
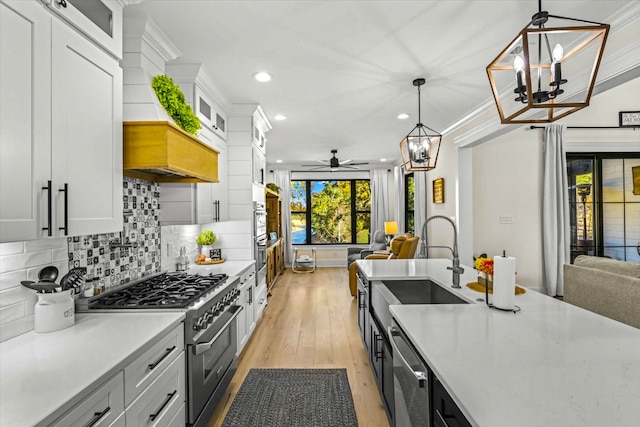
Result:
[0, 238, 68, 342]
[0, 242, 24, 256]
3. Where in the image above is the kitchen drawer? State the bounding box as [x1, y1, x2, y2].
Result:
[126, 351, 186, 427]
[124, 324, 184, 406]
[50, 371, 124, 427]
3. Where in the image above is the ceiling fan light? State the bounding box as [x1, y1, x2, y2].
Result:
[486, 1, 610, 124]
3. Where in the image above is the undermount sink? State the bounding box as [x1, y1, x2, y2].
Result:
[371, 280, 468, 335]
[381, 280, 468, 305]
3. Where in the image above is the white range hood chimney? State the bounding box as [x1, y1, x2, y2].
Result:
[122, 11, 180, 121]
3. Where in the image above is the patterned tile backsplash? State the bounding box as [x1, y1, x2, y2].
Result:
[67, 178, 161, 290]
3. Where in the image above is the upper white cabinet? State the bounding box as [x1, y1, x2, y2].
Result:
[0, 0, 52, 242]
[43, 0, 123, 59]
[195, 85, 227, 141]
[0, 0, 123, 242]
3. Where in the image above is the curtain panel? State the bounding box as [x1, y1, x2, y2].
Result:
[542, 124, 569, 296]
[273, 170, 293, 266]
[370, 169, 390, 239]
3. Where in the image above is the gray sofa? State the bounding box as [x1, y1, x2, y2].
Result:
[564, 255, 640, 328]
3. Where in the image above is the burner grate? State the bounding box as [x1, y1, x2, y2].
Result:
[89, 273, 228, 309]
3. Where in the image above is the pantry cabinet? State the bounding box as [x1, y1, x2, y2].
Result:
[0, 0, 123, 243]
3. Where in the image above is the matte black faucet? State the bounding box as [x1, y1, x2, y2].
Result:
[418, 215, 464, 288]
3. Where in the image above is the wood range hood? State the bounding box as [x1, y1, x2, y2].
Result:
[123, 121, 219, 183]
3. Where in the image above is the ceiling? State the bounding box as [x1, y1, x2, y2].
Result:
[128, 1, 633, 170]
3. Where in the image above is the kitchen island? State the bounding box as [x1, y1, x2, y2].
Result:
[0, 312, 185, 427]
[357, 258, 640, 426]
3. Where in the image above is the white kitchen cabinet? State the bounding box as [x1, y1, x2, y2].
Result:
[252, 146, 266, 187]
[254, 280, 267, 322]
[236, 264, 256, 355]
[0, 0, 123, 243]
[50, 371, 125, 427]
[125, 352, 186, 427]
[124, 324, 184, 406]
[51, 17, 123, 238]
[0, 0, 52, 242]
[44, 0, 123, 59]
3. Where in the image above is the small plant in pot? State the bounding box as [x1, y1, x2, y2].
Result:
[195, 230, 217, 259]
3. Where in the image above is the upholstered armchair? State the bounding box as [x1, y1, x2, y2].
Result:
[346, 230, 386, 270]
[347, 233, 420, 296]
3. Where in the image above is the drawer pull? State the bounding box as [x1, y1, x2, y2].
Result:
[149, 390, 177, 421]
[148, 346, 176, 370]
[85, 406, 110, 427]
[57, 0, 67, 7]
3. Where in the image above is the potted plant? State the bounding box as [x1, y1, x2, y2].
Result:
[195, 229, 217, 258]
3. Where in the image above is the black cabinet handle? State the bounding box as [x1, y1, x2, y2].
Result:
[57, 0, 67, 7]
[58, 183, 68, 235]
[85, 406, 110, 427]
[248, 286, 253, 304]
[358, 291, 365, 309]
[374, 333, 383, 361]
[259, 168, 264, 185]
[42, 180, 52, 236]
[148, 346, 176, 370]
[149, 390, 177, 421]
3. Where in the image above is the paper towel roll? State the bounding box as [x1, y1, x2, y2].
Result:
[493, 255, 516, 310]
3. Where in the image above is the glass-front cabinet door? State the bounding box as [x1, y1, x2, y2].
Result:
[45, 0, 122, 58]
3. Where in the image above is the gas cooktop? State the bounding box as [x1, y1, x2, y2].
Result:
[87, 272, 229, 310]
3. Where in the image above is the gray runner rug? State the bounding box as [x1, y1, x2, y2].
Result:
[222, 368, 358, 427]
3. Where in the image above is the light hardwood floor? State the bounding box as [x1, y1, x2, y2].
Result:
[207, 267, 390, 427]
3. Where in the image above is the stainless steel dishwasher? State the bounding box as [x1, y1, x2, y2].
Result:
[389, 320, 431, 427]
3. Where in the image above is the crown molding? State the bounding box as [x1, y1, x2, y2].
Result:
[449, 1, 640, 148]
[123, 12, 181, 63]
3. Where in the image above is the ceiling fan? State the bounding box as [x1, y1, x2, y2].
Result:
[301, 149, 368, 171]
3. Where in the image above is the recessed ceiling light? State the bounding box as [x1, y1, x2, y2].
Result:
[397, 113, 410, 120]
[276, 159, 283, 163]
[274, 114, 287, 121]
[253, 72, 272, 82]
[380, 158, 387, 162]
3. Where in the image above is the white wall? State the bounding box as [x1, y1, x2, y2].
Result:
[468, 75, 640, 292]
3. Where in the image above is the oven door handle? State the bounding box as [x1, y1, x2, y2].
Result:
[195, 306, 243, 356]
[388, 326, 428, 388]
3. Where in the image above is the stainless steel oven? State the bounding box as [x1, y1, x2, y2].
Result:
[186, 304, 243, 427]
[389, 321, 431, 427]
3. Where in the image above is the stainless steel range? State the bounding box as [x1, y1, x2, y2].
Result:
[77, 271, 242, 427]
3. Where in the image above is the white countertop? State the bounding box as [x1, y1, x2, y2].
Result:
[184, 259, 255, 277]
[363, 259, 640, 426]
[0, 312, 185, 427]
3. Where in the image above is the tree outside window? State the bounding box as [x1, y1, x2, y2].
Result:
[290, 180, 370, 244]
[405, 173, 415, 235]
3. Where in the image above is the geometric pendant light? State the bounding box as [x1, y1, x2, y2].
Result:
[486, 0, 609, 124]
[399, 78, 442, 172]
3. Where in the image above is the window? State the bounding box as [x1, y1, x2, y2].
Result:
[567, 154, 640, 262]
[290, 180, 371, 244]
[405, 173, 415, 235]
